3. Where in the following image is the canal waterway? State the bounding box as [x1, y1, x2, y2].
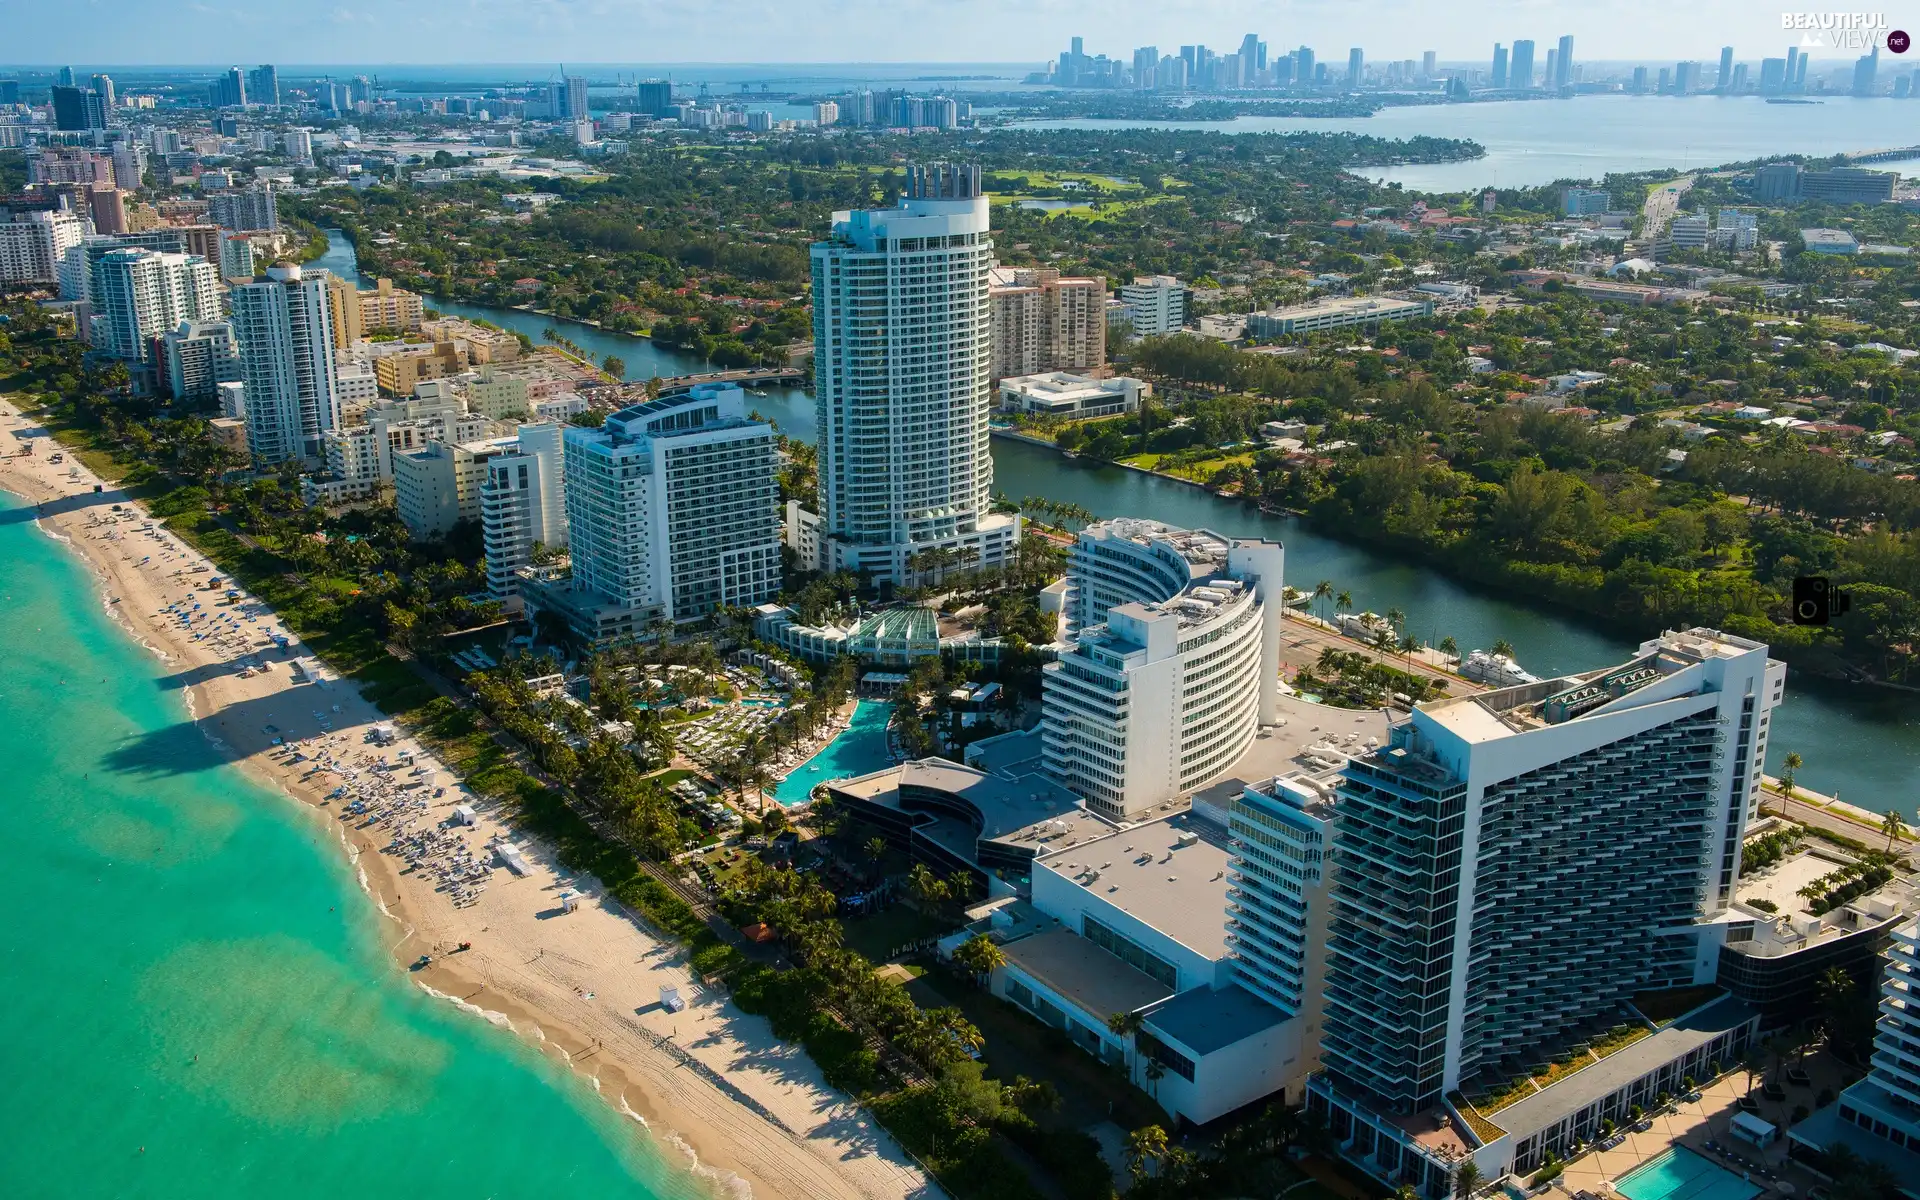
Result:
[314, 229, 1920, 819]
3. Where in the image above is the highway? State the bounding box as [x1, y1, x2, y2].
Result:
[1641, 175, 1694, 240]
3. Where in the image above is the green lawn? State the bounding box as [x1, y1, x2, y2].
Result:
[840, 906, 959, 962]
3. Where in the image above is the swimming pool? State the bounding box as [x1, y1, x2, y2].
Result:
[770, 700, 894, 807]
[1615, 1147, 1762, 1200]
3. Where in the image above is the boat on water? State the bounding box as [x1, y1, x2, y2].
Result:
[1765, 97, 1822, 105]
[1460, 649, 1541, 687]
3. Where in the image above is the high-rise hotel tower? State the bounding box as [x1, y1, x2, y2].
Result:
[797, 163, 1019, 586]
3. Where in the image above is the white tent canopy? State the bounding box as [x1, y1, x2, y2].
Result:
[1731, 1110, 1778, 1145]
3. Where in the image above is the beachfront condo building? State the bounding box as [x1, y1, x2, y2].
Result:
[230, 262, 342, 466]
[391, 432, 518, 535]
[0, 208, 86, 286]
[988, 267, 1107, 380]
[88, 248, 222, 363]
[1306, 628, 1784, 1193]
[1787, 918, 1920, 1184]
[159, 319, 241, 402]
[480, 423, 568, 602]
[797, 162, 1020, 586]
[1041, 519, 1285, 820]
[524, 384, 780, 644]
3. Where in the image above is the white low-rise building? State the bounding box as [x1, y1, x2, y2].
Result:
[1244, 295, 1433, 339]
[998, 371, 1147, 418]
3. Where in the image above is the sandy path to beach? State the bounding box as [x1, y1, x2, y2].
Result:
[0, 398, 938, 1200]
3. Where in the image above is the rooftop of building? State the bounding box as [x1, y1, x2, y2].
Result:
[1728, 845, 1914, 958]
[1143, 982, 1289, 1057]
[1036, 810, 1234, 961]
[1790, 1082, 1920, 1187]
[604, 384, 754, 438]
[1484, 996, 1758, 1141]
[1253, 294, 1433, 319]
[1080, 518, 1234, 573]
[827, 757, 1115, 858]
[1000, 371, 1136, 397]
[1000, 926, 1175, 1019]
[852, 606, 938, 644]
[1418, 626, 1768, 743]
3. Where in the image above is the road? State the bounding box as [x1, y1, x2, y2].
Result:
[1279, 611, 1487, 694]
[1642, 175, 1694, 241]
[1762, 785, 1916, 867]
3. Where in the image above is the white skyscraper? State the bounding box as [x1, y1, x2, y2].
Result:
[481, 423, 568, 601]
[1118, 275, 1187, 335]
[802, 162, 1019, 585]
[1041, 519, 1285, 820]
[0, 208, 86, 285]
[229, 262, 341, 465]
[529, 384, 781, 643]
[1309, 628, 1786, 1191]
[160, 318, 242, 402]
[88, 248, 221, 362]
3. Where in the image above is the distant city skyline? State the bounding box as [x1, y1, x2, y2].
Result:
[6, 0, 1907, 66]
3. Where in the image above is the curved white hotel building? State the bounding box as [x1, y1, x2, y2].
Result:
[1042, 519, 1285, 821]
[799, 162, 1020, 585]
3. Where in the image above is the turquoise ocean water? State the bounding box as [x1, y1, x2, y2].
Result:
[0, 494, 699, 1198]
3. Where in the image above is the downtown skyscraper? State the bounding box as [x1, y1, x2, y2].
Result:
[798, 163, 1019, 586]
[1509, 39, 1536, 89]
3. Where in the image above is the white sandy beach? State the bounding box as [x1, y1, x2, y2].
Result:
[0, 396, 938, 1200]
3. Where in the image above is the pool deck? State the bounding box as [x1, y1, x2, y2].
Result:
[770, 699, 893, 807]
[1560, 1049, 1859, 1199]
[1614, 1147, 1760, 1200]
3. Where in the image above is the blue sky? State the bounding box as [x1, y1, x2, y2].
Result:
[9, 0, 1906, 66]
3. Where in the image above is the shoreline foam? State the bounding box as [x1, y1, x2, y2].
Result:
[0, 397, 936, 1200]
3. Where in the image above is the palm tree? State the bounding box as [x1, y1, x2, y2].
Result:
[1313, 579, 1333, 623]
[863, 836, 886, 865]
[1439, 635, 1459, 664]
[1107, 1009, 1145, 1043]
[1454, 1160, 1483, 1200]
[1143, 1057, 1167, 1101]
[1779, 751, 1803, 803]
[907, 862, 948, 908]
[1491, 638, 1515, 659]
[951, 933, 1006, 986]
[1125, 1125, 1169, 1181]
[1881, 809, 1908, 852]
